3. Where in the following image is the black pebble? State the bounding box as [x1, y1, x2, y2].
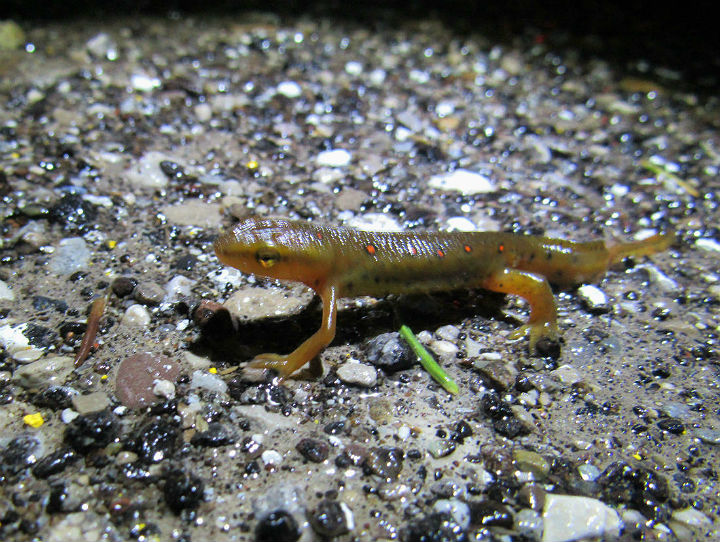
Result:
[32, 386, 78, 410]
[49, 193, 98, 232]
[0, 435, 41, 477]
[32, 296, 68, 313]
[164, 470, 204, 514]
[310, 500, 350, 537]
[32, 448, 79, 479]
[255, 510, 300, 542]
[24, 323, 58, 349]
[133, 419, 179, 463]
[402, 512, 468, 542]
[296, 438, 330, 463]
[111, 276, 138, 297]
[190, 422, 235, 448]
[64, 410, 119, 453]
[363, 332, 414, 373]
[468, 500, 513, 528]
[657, 417, 685, 434]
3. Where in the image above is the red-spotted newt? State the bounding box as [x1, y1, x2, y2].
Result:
[214, 217, 673, 378]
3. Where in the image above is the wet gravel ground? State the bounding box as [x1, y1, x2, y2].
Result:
[1, 10, 719, 542]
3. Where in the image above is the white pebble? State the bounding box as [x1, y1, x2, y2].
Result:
[577, 284, 608, 308]
[261, 449, 283, 466]
[368, 68, 386, 85]
[49, 237, 91, 275]
[130, 73, 161, 92]
[121, 304, 151, 327]
[124, 151, 173, 189]
[194, 103, 212, 122]
[428, 169, 496, 195]
[61, 408, 80, 424]
[542, 494, 621, 542]
[336, 362, 377, 388]
[190, 369, 228, 394]
[433, 499, 471, 529]
[445, 217, 477, 232]
[276, 81, 302, 98]
[0, 280, 14, 301]
[671, 507, 712, 527]
[316, 149, 352, 167]
[435, 325, 460, 341]
[695, 238, 720, 252]
[153, 379, 176, 400]
[435, 101, 455, 117]
[165, 275, 194, 302]
[345, 213, 403, 232]
[0, 323, 30, 354]
[344, 61, 363, 75]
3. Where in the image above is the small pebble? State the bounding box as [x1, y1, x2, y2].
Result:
[133, 419, 178, 463]
[316, 149, 352, 167]
[71, 392, 111, 415]
[402, 513, 466, 542]
[152, 379, 176, 401]
[261, 449, 283, 466]
[433, 499, 470, 529]
[550, 364, 583, 386]
[190, 370, 228, 395]
[111, 276, 138, 297]
[310, 500, 353, 536]
[164, 275, 193, 302]
[296, 438, 330, 463]
[48, 238, 91, 275]
[428, 169, 496, 195]
[514, 449, 550, 480]
[64, 410, 119, 453]
[427, 439, 456, 459]
[363, 332, 414, 373]
[336, 362, 377, 388]
[255, 510, 300, 542]
[164, 470, 204, 514]
[13, 355, 75, 389]
[0, 279, 14, 301]
[133, 281, 165, 305]
[191, 422, 235, 447]
[671, 507, 712, 527]
[577, 284, 610, 313]
[276, 81, 302, 98]
[366, 447, 403, 479]
[542, 494, 621, 542]
[121, 304, 151, 327]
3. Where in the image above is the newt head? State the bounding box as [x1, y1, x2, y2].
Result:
[214, 217, 332, 286]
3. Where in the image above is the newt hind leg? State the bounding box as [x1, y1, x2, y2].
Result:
[249, 284, 338, 378]
[481, 268, 560, 356]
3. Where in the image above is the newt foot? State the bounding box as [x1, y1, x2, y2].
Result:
[507, 320, 560, 356]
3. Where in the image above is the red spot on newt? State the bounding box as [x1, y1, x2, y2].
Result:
[437, 249, 445, 258]
[464, 245, 472, 253]
[498, 244, 505, 253]
[366, 244, 376, 255]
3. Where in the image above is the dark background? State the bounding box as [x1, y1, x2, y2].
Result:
[2, 1, 717, 91]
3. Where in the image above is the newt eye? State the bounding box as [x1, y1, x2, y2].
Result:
[255, 249, 280, 268]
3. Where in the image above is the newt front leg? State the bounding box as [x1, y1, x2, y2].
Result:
[481, 268, 560, 353]
[250, 283, 338, 378]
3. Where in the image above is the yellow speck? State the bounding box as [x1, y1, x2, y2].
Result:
[107, 240, 117, 249]
[101, 374, 108, 380]
[209, 367, 217, 374]
[246, 160, 259, 170]
[24, 413, 44, 428]
[632, 453, 643, 461]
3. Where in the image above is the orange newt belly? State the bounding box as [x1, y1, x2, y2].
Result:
[214, 217, 673, 378]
